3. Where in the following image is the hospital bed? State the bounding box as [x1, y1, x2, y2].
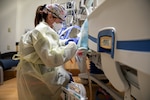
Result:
[87, 0, 150, 100]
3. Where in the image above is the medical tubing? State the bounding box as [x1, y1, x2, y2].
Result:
[60, 25, 81, 39]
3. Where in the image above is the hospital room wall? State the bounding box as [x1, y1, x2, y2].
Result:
[0, 0, 17, 53]
[0, 0, 73, 53]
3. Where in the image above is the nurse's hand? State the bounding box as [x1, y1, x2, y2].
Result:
[65, 37, 79, 45]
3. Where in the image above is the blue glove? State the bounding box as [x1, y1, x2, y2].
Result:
[65, 37, 79, 45]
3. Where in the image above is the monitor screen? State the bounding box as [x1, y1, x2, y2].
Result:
[100, 36, 112, 49]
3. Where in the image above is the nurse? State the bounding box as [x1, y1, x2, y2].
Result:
[16, 3, 77, 100]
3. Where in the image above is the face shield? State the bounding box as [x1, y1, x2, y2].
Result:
[45, 4, 67, 21]
[45, 4, 67, 33]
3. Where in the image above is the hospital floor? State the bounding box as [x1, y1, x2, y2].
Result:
[0, 77, 109, 100]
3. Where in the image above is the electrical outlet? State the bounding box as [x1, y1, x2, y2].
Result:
[8, 27, 11, 32]
[7, 45, 10, 50]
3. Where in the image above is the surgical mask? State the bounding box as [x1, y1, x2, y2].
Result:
[53, 22, 63, 32]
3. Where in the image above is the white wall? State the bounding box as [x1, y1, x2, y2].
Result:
[0, 0, 17, 53]
[16, 0, 52, 42]
[0, 0, 54, 53]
